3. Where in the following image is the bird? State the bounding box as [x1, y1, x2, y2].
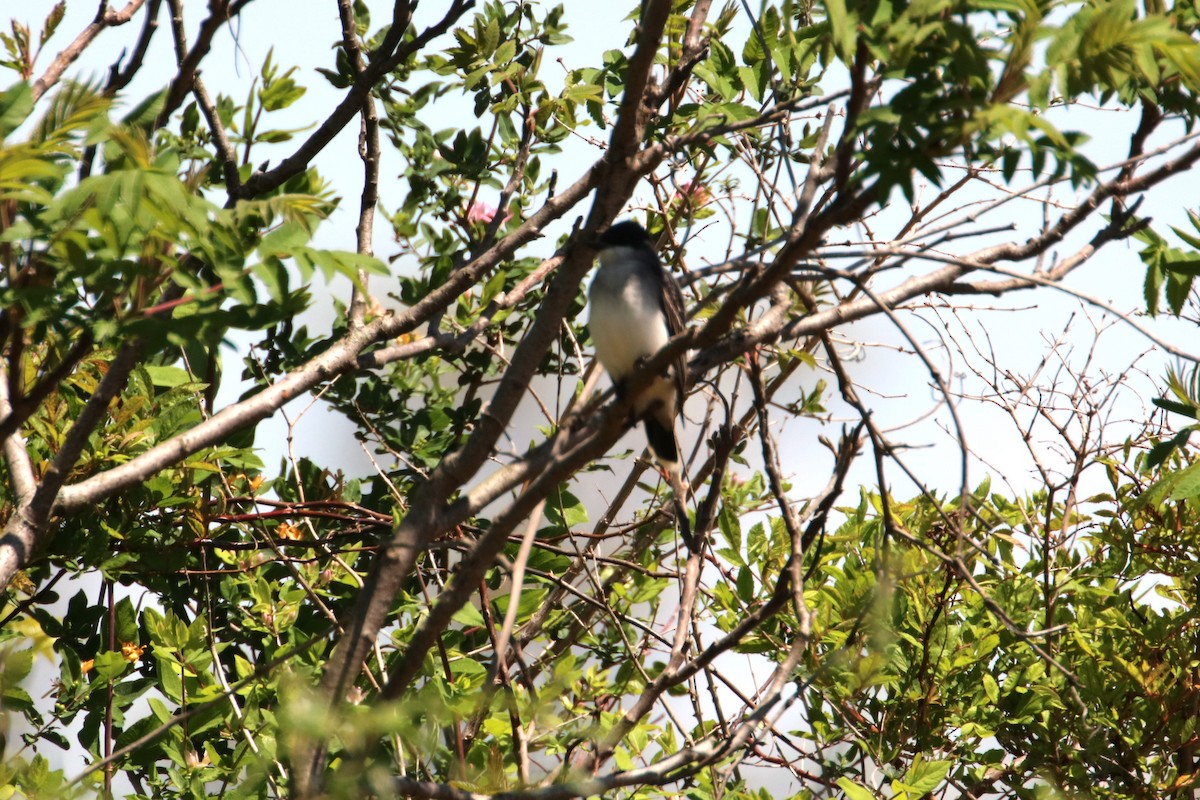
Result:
[588, 220, 688, 480]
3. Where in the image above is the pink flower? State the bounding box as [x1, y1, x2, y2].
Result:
[467, 201, 510, 225]
[674, 180, 711, 206]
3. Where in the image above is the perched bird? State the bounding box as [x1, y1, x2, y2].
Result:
[588, 220, 688, 478]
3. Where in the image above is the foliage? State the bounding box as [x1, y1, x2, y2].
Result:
[0, 0, 1198, 798]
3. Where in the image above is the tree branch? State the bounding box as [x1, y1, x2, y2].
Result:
[237, 0, 473, 199]
[0, 342, 141, 588]
[336, 0, 380, 328]
[31, 0, 150, 101]
[0, 365, 35, 503]
[154, 0, 252, 129]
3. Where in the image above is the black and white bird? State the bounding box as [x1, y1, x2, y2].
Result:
[588, 220, 688, 479]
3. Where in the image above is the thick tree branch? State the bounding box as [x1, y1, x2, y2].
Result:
[293, 3, 679, 790]
[55, 322, 383, 513]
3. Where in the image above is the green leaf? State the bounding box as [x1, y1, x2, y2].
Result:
[254, 255, 291, 302]
[1137, 460, 1200, 507]
[1145, 429, 1192, 469]
[452, 603, 485, 628]
[114, 596, 139, 644]
[483, 17, 501, 55]
[736, 566, 754, 603]
[824, 0, 858, 62]
[259, 75, 306, 112]
[0, 81, 32, 140]
[982, 673, 999, 704]
[1164, 463, 1200, 501]
[92, 651, 129, 681]
[258, 220, 312, 256]
[900, 757, 951, 794]
[1153, 397, 1199, 419]
[1, 648, 33, 683]
[143, 365, 193, 388]
[1166, 269, 1193, 315]
[121, 89, 166, 128]
[837, 777, 879, 800]
[1143, 261, 1162, 317]
[547, 488, 588, 529]
[494, 39, 517, 66]
[1162, 256, 1200, 278]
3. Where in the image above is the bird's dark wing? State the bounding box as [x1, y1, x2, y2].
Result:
[657, 266, 688, 412]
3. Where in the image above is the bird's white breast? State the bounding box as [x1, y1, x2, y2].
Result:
[588, 247, 670, 380]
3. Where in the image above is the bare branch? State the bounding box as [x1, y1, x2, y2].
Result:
[31, 0, 150, 101]
[105, 0, 162, 97]
[154, 0, 254, 129]
[192, 75, 240, 194]
[237, 0, 474, 199]
[335, 0, 379, 328]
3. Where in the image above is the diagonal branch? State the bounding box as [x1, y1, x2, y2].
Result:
[103, 0, 162, 96]
[31, 0, 151, 101]
[314, 0, 678, 710]
[236, 0, 474, 200]
[153, 0, 257, 129]
[381, 428, 863, 800]
[0, 342, 142, 588]
[295, 2, 679, 790]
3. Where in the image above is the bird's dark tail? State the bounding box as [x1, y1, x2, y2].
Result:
[643, 416, 679, 465]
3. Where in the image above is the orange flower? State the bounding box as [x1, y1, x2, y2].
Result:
[277, 522, 303, 541]
[121, 642, 145, 663]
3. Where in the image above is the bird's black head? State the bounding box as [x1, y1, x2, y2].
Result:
[595, 220, 652, 250]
